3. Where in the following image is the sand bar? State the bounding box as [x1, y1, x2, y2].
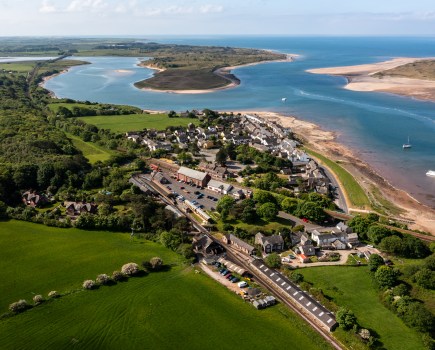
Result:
[307, 57, 435, 102]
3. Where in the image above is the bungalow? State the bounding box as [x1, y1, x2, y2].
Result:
[255, 233, 285, 253]
[207, 179, 233, 195]
[222, 234, 256, 255]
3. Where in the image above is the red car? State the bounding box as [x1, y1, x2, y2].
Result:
[302, 218, 309, 223]
[180, 186, 185, 189]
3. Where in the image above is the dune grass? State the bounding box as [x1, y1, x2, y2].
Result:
[0, 220, 332, 350]
[300, 266, 425, 350]
[77, 114, 197, 132]
[305, 148, 370, 209]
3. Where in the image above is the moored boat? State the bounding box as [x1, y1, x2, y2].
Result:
[426, 170, 435, 177]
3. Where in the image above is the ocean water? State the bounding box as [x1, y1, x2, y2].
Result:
[43, 36, 435, 208]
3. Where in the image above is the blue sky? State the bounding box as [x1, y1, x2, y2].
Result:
[1, 0, 435, 36]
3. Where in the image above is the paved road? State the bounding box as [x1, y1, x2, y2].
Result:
[278, 211, 325, 231]
[321, 166, 349, 214]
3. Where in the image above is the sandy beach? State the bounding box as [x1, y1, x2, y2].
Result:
[307, 57, 435, 102]
[136, 54, 297, 94]
[236, 110, 435, 234]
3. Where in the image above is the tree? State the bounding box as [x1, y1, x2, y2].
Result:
[0, 200, 8, 220]
[374, 266, 399, 289]
[265, 253, 281, 268]
[257, 202, 278, 221]
[121, 262, 140, 276]
[281, 197, 299, 214]
[168, 110, 177, 118]
[296, 201, 326, 223]
[379, 235, 403, 255]
[336, 308, 357, 330]
[150, 257, 163, 271]
[9, 299, 29, 313]
[402, 302, 434, 333]
[160, 230, 182, 251]
[414, 268, 435, 290]
[368, 254, 385, 272]
[83, 279, 96, 290]
[253, 189, 276, 205]
[215, 147, 228, 166]
[177, 151, 192, 165]
[216, 195, 236, 214]
[368, 225, 393, 244]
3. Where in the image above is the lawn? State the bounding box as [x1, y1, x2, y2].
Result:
[217, 215, 295, 234]
[65, 132, 114, 163]
[0, 220, 331, 350]
[304, 148, 370, 209]
[77, 114, 197, 132]
[299, 266, 425, 350]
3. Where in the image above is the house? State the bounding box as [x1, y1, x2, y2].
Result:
[197, 139, 215, 149]
[222, 234, 256, 255]
[198, 162, 230, 180]
[127, 134, 141, 143]
[22, 191, 48, 207]
[231, 189, 246, 200]
[177, 167, 211, 187]
[311, 229, 349, 249]
[207, 179, 233, 194]
[298, 233, 316, 256]
[64, 201, 98, 216]
[255, 233, 285, 253]
[193, 234, 225, 256]
[331, 239, 347, 250]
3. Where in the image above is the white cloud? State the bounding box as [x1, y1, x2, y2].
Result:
[199, 4, 223, 14]
[39, 0, 57, 13]
[66, 0, 108, 13]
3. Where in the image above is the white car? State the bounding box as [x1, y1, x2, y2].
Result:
[238, 281, 248, 288]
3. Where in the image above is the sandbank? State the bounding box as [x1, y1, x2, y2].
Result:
[235, 110, 435, 234]
[307, 57, 435, 102]
[136, 54, 297, 94]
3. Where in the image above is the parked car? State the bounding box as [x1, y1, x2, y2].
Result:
[220, 269, 228, 275]
[238, 281, 248, 288]
[225, 274, 233, 279]
[180, 186, 185, 189]
[194, 191, 200, 195]
[213, 197, 218, 201]
[231, 277, 240, 283]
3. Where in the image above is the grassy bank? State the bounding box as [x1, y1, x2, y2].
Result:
[304, 147, 370, 208]
[300, 266, 425, 350]
[0, 220, 332, 350]
[65, 132, 114, 163]
[77, 114, 197, 132]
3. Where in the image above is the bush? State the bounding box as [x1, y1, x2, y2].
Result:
[48, 290, 59, 298]
[96, 274, 111, 285]
[33, 295, 44, 304]
[265, 253, 282, 268]
[150, 257, 163, 271]
[112, 270, 125, 281]
[374, 266, 399, 289]
[336, 307, 357, 331]
[9, 299, 29, 313]
[83, 279, 96, 290]
[121, 262, 140, 276]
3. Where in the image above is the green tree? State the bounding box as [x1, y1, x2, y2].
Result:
[253, 189, 276, 205]
[257, 202, 278, 221]
[216, 195, 236, 214]
[368, 254, 385, 272]
[0, 200, 8, 220]
[336, 308, 357, 330]
[296, 201, 326, 223]
[402, 302, 434, 333]
[150, 257, 163, 271]
[281, 197, 299, 214]
[215, 147, 228, 166]
[368, 225, 394, 244]
[414, 268, 435, 290]
[177, 151, 192, 165]
[374, 266, 399, 289]
[265, 253, 282, 268]
[379, 235, 403, 255]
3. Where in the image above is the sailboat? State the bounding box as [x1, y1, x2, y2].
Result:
[403, 136, 412, 149]
[281, 97, 287, 102]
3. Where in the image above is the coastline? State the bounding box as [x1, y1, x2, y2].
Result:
[39, 69, 69, 98]
[234, 110, 435, 234]
[307, 57, 435, 102]
[136, 54, 297, 94]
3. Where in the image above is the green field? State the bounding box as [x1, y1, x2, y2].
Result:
[300, 266, 425, 350]
[305, 148, 370, 209]
[78, 114, 197, 132]
[65, 132, 114, 163]
[0, 221, 331, 350]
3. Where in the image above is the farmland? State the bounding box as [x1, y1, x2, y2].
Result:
[0, 221, 331, 350]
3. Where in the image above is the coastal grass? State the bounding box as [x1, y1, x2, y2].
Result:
[304, 148, 370, 209]
[47, 102, 141, 114]
[299, 266, 425, 350]
[0, 62, 36, 73]
[0, 220, 331, 350]
[65, 132, 114, 163]
[376, 59, 435, 81]
[77, 114, 197, 132]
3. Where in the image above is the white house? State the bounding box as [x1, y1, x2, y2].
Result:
[207, 179, 233, 194]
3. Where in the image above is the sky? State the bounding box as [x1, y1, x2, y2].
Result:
[1, 0, 435, 36]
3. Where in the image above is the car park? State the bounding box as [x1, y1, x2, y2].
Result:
[226, 274, 233, 279]
[231, 277, 240, 283]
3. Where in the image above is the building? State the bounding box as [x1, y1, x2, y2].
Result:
[22, 191, 48, 208]
[198, 162, 230, 180]
[255, 233, 285, 253]
[64, 201, 98, 216]
[331, 239, 347, 250]
[193, 234, 225, 256]
[222, 234, 256, 255]
[207, 179, 233, 195]
[177, 167, 210, 187]
[298, 234, 316, 256]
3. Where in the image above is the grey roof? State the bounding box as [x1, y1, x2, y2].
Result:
[207, 179, 233, 192]
[251, 259, 337, 330]
[264, 235, 284, 246]
[178, 167, 208, 181]
[229, 234, 255, 253]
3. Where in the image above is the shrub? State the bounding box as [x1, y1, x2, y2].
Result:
[9, 299, 29, 313]
[121, 262, 140, 276]
[33, 295, 44, 304]
[265, 253, 282, 268]
[96, 274, 111, 285]
[112, 270, 125, 281]
[48, 290, 59, 298]
[83, 279, 96, 290]
[150, 257, 163, 271]
[336, 307, 357, 331]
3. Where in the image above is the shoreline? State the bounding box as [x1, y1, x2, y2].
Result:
[307, 57, 435, 102]
[233, 110, 435, 234]
[39, 69, 69, 98]
[136, 54, 297, 94]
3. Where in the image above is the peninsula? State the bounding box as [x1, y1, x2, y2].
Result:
[132, 44, 291, 93]
[307, 57, 435, 101]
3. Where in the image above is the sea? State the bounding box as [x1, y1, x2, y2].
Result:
[41, 36, 435, 208]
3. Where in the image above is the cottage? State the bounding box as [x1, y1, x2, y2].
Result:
[22, 191, 48, 207]
[222, 234, 256, 255]
[193, 234, 225, 256]
[331, 239, 347, 250]
[64, 201, 98, 216]
[177, 167, 210, 187]
[255, 233, 285, 253]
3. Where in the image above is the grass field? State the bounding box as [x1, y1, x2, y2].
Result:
[305, 148, 370, 209]
[65, 132, 114, 163]
[0, 221, 332, 350]
[300, 266, 425, 350]
[77, 114, 197, 132]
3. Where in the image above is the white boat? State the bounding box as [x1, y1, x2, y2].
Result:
[281, 97, 287, 102]
[402, 136, 412, 149]
[426, 170, 435, 177]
